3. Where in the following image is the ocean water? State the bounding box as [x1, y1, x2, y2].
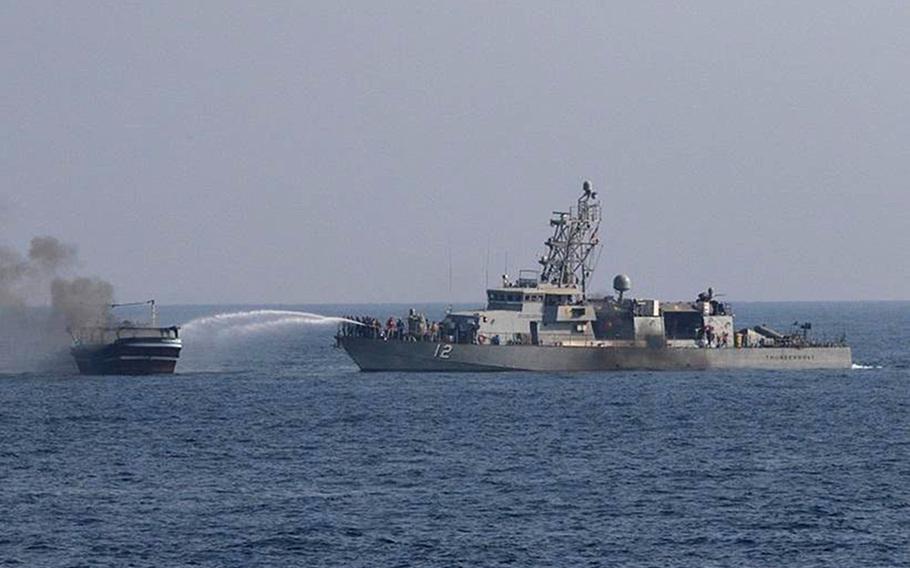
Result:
[1, 302, 908, 567]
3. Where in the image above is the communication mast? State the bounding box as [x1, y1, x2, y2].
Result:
[538, 181, 602, 295]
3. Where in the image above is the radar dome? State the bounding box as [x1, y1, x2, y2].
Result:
[613, 274, 632, 294]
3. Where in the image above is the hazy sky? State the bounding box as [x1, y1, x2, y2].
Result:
[2, 1, 908, 304]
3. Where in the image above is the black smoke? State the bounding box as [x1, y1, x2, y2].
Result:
[0, 236, 114, 372]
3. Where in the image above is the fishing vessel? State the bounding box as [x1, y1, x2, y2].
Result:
[337, 181, 852, 372]
[69, 300, 182, 375]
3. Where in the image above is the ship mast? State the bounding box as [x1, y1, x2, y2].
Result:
[111, 299, 158, 326]
[538, 181, 602, 295]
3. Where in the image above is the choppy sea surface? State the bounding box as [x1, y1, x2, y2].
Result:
[1, 302, 908, 567]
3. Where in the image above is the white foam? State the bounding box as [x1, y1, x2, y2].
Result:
[851, 363, 883, 370]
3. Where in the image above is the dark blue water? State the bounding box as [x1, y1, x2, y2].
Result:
[1, 302, 908, 566]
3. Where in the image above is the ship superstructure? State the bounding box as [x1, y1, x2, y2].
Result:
[444, 183, 602, 348]
[337, 181, 851, 371]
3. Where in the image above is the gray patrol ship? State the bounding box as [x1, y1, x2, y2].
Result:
[337, 182, 851, 372]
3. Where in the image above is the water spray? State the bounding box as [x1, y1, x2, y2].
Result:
[180, 309, 361, 340]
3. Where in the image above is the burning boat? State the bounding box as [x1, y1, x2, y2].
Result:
[69, 300, 182, 375]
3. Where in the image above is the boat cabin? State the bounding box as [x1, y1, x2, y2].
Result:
[71, 325, 180, 347]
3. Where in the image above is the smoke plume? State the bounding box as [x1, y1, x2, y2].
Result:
[0, 245, 28, 306]
[51, 277, 114, 328]
[29, 236, 77, 274]
[0, 236, 115, 372]
[0, 236, 78, 306]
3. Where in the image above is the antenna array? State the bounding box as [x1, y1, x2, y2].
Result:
[538, 181, 602, 294]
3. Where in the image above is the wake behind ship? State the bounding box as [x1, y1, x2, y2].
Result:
[69, 300, 182, 375]
[337, 181, 852, 372]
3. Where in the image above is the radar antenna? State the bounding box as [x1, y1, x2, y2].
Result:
[538, 180, 602, 295]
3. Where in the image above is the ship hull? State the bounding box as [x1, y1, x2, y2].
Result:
[71, 338, 182, 375]
[337, 337, 852, 372]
